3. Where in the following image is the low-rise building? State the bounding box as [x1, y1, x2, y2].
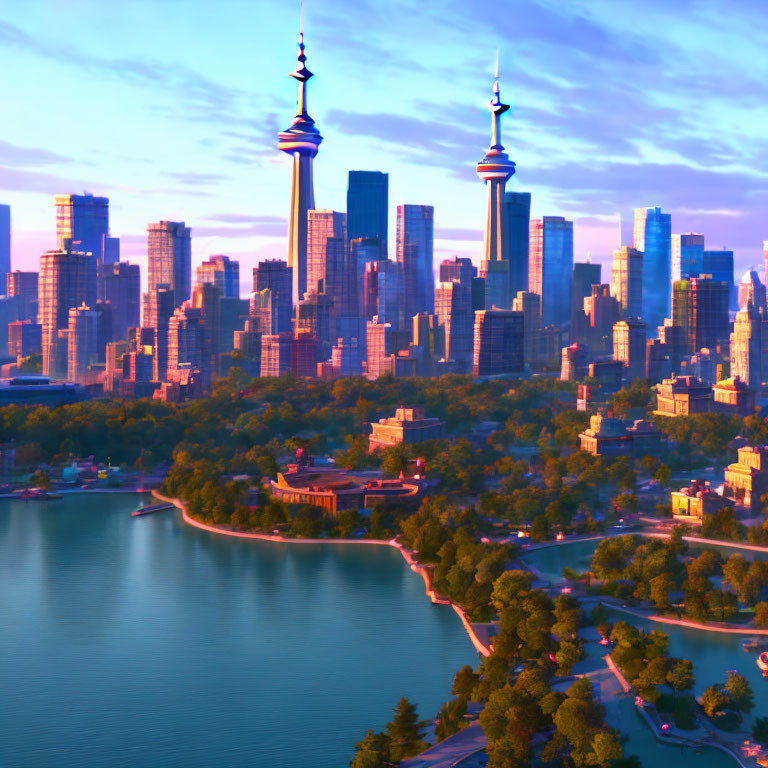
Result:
[578, 413, 664, 458]
[368, 407, 446, 452]
[724, 445, 768, 513]
[713, 377, 756, 417]
[654, 375, 713, 416]
[671, 479, 731, 522]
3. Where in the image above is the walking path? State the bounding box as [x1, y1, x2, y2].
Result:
[152, 490, 492, 657]
[399, 721, 487, 768]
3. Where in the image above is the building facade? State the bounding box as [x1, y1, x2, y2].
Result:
[529, 216, 574, 327]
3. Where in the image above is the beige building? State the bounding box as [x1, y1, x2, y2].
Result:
[654, 375, 713, 416]
[724, 445, 768, 514]
[671, 479, 731, 522]
[368, 407, 446, 452]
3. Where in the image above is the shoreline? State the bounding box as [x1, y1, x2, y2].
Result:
[151, 490, 492, 657]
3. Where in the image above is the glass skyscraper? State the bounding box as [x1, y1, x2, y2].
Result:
[671, 233, 705, 282]
[634, 206, 671, 332]
[0, 204, 10, 284]
[610, 246, 643, 320]
[55, 194, 109, 263]
[397, 204, 434, 320]
[147, 221, 192, 305]
[347, 171, 388, 252]
[504, 191, 530, 300]
[529, 216, 574, 327]
[253, 259, 292, 334]
[196, 255, 240, 299]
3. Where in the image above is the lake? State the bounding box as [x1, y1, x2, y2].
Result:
[0, 494, 478, 768]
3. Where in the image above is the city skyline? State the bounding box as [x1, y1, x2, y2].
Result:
[1, 0, 767, 293]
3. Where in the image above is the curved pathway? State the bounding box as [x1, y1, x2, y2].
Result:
[152, 490, 492, 657]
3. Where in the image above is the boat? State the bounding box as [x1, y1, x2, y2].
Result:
[758, 651, 768, 676]
[131, 503, 173, 517]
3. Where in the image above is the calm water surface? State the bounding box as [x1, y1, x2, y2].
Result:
[0, 494, 477, 768]
[526, 538, 768, 768]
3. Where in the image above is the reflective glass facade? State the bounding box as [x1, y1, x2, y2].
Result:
[529, 216, 573, 327]
[397, 204, 434, 319]
[347, 171, 388, 252]
[634, 207, 671, 332]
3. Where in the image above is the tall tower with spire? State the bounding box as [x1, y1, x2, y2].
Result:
[278, 22, 323, 305]
[478, 56, 516, 310]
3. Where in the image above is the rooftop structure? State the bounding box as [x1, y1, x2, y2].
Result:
[654, 375, 713, 416]
[578, 412, 664, 458]
[724, 445, 768, 514]
[369, 407, 446, 452]
[671, 479, 730, 522]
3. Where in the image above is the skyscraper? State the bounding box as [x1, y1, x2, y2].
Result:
[38, 243, 94, 376]
[167, 304, 205, 385]
[472, 309, 524, 378]
[613, 319, 647, 381]
[513, 290, 541, 367]
[397, 204, 434, 320]
[704, 249, 735, 308]
[672, 276, 730, 355]
[7, 271, 38, 322]
[147, 221, 191, 305]
[351, 237, 387, 314]
[610, 246, 643, 320]
[55, 194, 109, 262]
[278, 25, 323, 305]
[634, 206, 671, 332]
[505, 191, 530, 301]
[0, 204, 10, 283]
[477, 61, 516, 310]
[363, 260, 401, 328]
[731, 301, 764, 390]
[347, 171, 388, 250]
[67, 303, 97, 383]
[253, 259, 292, 334]
[434, 281, 473, 373]
[142, 286, 175, 382]
[672, 233, 705, 282]
[261, 332, 293, 377]
[529, 216, 574, 327]
[571, 261, 601, 342]
[196, 255, 240, 299]
[103, 262, 140, 342]
[307, 210, 347, 300]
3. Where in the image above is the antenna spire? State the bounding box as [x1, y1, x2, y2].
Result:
[488, 52, 509, 150]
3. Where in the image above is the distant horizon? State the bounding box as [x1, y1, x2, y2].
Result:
[1, 0, 766, 292]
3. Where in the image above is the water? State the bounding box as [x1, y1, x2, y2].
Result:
[0, 494, 478, 768]
[526, 539, 768, 768]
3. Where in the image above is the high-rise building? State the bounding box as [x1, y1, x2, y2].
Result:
[0, 204, 10, 283]
[167, 303, 205, 385]
[191, 282, 221, 380]
[560, 343, 590, 382]
[397, 204, 434, 319]
[6, 271, 38, 321]
[529, 216, 574, 327]
[704, 249, 735, 309]
[477, 63, 516, 311]
[39, 243, 94, 376]
[731, 301, 765, 390]
[363, 260, 401, 328]
[278, 27, 323, 305]
[634, 206, 671, 333]
[672, 233, 705, 283]
[613, 319, 647, 381]
[351, 237, 386, 313]
[646, 338, 672, 383]
[291, 329, 319, 377]
[672, 276, 730, 355]
[296, 289, 334, 359]
[583, 284, 620, 354]
[261, 332, 292, 377]
[253, 259, 292, 334]
[142, 286, 175, 381]
[434, 281, 473, 373]
[505, 191, 530, 301]
[55, 194, 109, 263]
[196, 255, 240, 299]
[472, 309, 524, 378]
[610, 246, 643, 320]
[148, 221, 191, 305]
[8, 320, 41, 360]
[366, 320, 395, 379]
[67, 304, 98, 383]
[103, 262, 140, 342]
[347, 171, 388, 251]
[570, 261, 601, 342]
[513, 290, 541, 367]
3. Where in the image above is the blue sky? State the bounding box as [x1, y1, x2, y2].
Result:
[1, 0, 767, 291]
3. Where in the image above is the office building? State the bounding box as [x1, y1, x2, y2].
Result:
[0, 204, 9, 281]
[167, 304, 205, 385]
[634, 206, 672, 333]
[610, 246, 642, 320]
[472, 309, 524, 378]
[655, 375, 713, 416]
[55, 194, 109, 265]
[672, 233, 705, 283]
[142, 286, 175, 381]
[103, 262, 140, 342]
[731, 301, 765, 390]
[505, 191, 530, 300]
[8, 320, 41, 360]
[261, 332, 292, 377]
[347, 171, 388, 251]
[6, 271, 38, 321]
[571, 261, 601, 341]
[529, 216, 573, 327]
[351, 237, 386, 311]
[291, 329, 319, 377]
[296, 289, 334, 357]
[434, 281, 473, 373]
[613, 319, 647, 381]
[363, 259, 401, 328]
[39, 243, 94, 376]
[583, 284, 620, 354]
[704, 249, 735, 309]
[366, 320, 395, 379]
[560, 342, 589, 382]
[278, 27, 323, 305]
[646, 338, 672, 383]
[196, 255, 240, 299]
[672, 276, 730, 355]
[191, 282, 221, 380]
[147, 221, 191, 305]
[397, 204, 434, 319]
[253, 259, 292, 334]
[67, 304, 97, 383]
[513, 290, 541, 367]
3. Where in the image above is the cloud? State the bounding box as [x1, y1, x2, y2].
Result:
[0, 140, 70, 168]
[0, 165, 96, 194]
[435, 227, 483, 241]
[162, 171, 228, 185]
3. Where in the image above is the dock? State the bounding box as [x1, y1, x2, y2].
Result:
[132, 502, 174, 517]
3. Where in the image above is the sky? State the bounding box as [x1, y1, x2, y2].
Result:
[1, 0, 767, 293]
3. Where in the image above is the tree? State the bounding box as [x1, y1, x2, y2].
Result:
[350, 730, 391, 768]
[754, 716, 768, 746]
[649, 574, 673, 612]
[386, 696, 424, 745]
[590, 731, 623, 767]
[654, 463, 672, 487]
[725, 671, 754, 712]
[451, 665, 479, 700]
[702, 685, 731, 718]
[667, 659, 694, 696]
[755, 601, 768, 627]
[706, 589, 738, 622]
